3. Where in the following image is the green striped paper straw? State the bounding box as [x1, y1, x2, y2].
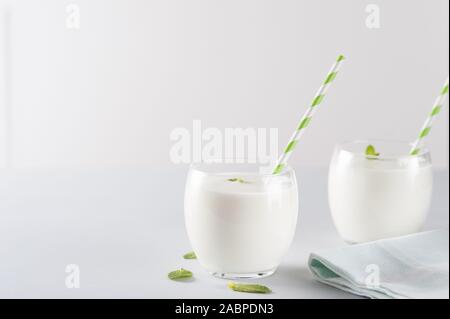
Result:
[410, 77, 449, 156]
[272, 55, 345, 174]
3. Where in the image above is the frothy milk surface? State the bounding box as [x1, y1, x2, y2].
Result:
[185, 172, 298, 275]
[329, 154, 433, 243]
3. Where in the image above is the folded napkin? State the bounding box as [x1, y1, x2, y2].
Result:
[308, 229, 449, 299]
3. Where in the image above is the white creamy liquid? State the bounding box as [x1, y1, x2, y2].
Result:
[185, 173, 298, 275]
[328, 156, 433, 243]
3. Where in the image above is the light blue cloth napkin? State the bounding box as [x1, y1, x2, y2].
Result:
[308, 229, 449, 299]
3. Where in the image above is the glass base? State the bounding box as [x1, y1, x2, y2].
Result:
[210, 268, 276, 279]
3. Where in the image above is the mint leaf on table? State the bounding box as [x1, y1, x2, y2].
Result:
[227, 282, 271, 294]
[183, 251, 197, 260]
[168, 268, 193, 281]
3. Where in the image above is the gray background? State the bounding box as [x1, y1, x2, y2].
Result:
[0, 0, 449, 169]
[0, 0, 448, 299]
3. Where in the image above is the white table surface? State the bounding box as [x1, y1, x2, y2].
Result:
[0, 167, 448, 299]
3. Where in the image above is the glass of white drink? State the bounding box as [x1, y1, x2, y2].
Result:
[328, 140, 433, 244]
[184, 163, 298, 279]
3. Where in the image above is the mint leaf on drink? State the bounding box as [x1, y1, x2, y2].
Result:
[227, 282, 271, 294]
[168, 268, 193, 281]
[227, 178, 249, 183]
[365, 144, 380, 158]
[183, 251, 197, 259]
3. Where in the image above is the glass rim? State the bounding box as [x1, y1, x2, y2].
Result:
[335, 139, 430, 160]
[189, 161, 294, 177]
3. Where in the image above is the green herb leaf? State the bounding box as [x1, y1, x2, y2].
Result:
[365, 144, 380, 157]
[168, 268, 193, 280]
[183, 251, 197, 259]
[227, 178, 248, 183]
[227, 282, 271, 294]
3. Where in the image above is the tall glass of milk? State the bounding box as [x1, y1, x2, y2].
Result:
[184, 163, 298, 279]
[328, 140, 433, 244]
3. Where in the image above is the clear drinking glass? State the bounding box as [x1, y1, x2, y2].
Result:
[328, 140, 433, 244]
[184, 162, 298, 279]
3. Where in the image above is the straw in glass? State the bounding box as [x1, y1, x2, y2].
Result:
[272, 55, 345, 174]
[410, 77, 449, 155]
